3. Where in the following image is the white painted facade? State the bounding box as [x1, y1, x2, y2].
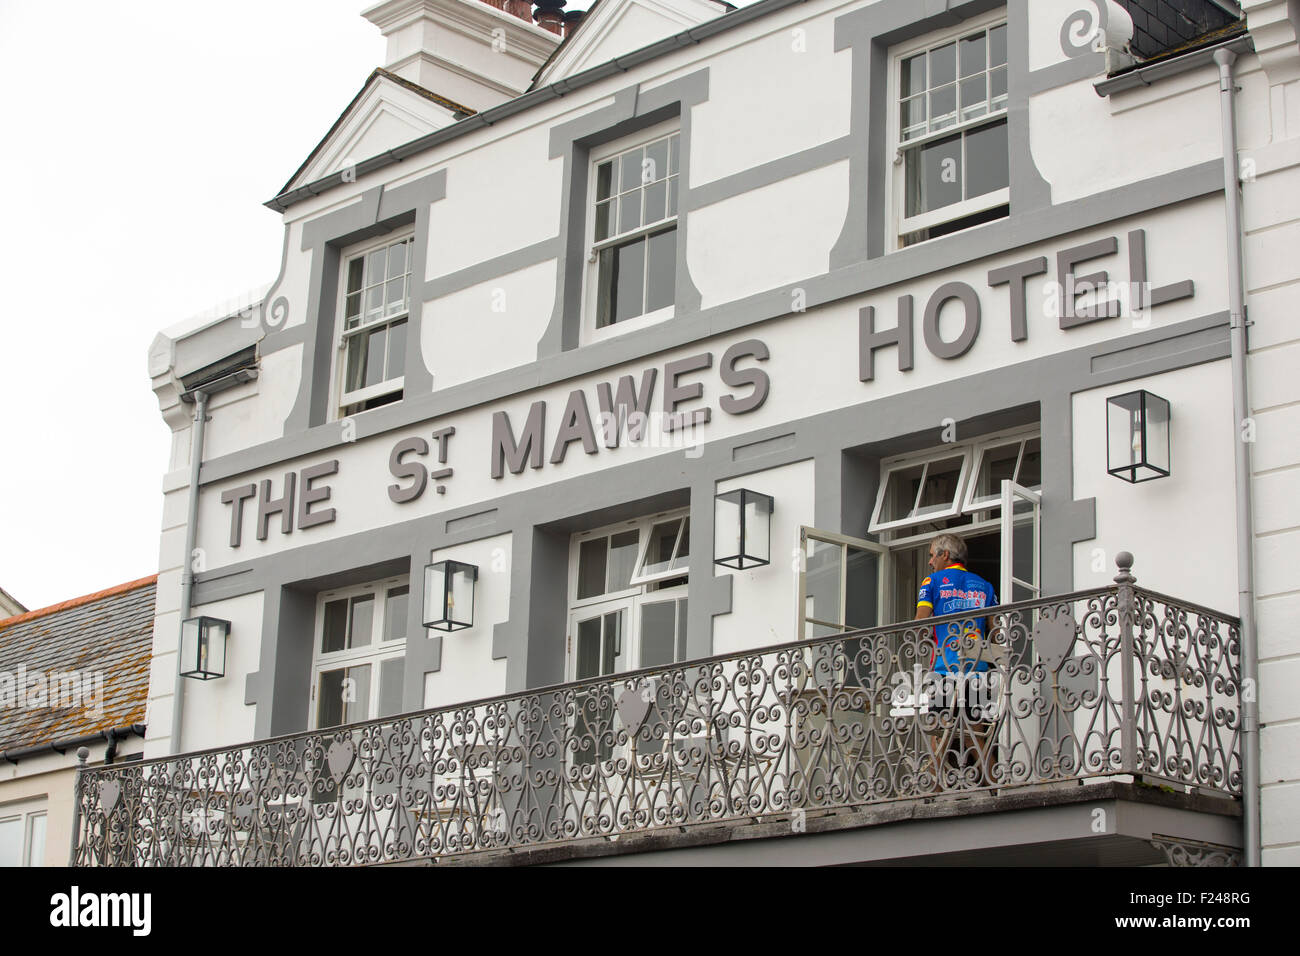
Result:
[143, 0, 1300, 864]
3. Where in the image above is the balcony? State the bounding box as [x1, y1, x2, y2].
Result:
[73, 557, 1243, 866]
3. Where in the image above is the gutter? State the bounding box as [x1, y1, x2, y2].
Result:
[1094, 33, 1253, 96]
[1214, 48, 1261, 869]
[2, 724, 146, 765]
[264, 0, 811, 213]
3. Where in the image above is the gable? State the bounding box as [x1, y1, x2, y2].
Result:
[535, 0, 730, 87]
[283, 70, 473, 194]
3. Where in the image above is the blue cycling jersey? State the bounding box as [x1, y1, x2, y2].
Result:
[916, 564, 998, 673]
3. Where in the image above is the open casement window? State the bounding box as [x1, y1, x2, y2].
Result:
[798, 527, 889, 640]
[336, 234, 412, 417]
[586, 125, 680, 339]
[1000, 480, 1041, 603]
[869, 450, 972, 535]
[963, 433, 1042, 513]
[310, 577, 410, 729]
[894, 17, 1009, 247]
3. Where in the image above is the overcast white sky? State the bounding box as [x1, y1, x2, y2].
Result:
[0, 1, 615, 609]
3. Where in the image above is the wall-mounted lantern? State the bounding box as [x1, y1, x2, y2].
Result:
[423, 560, 478, 631]
[1107, 389, 1171, 483]
[714, 489, 774, 569]
[180, 616, 230, 680]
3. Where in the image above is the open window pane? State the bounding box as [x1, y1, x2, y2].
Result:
[844, 546, 881, 630]
[876, 462, 925, 526]
[915, 456, 964, 516]
[804, 537, 843, 629]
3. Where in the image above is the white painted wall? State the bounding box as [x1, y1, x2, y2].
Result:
[1239, 78, 1300, 863]
[712, 459, 816, 656]
[1071, 361, 1239, 613]
[422, 532, 511, 708]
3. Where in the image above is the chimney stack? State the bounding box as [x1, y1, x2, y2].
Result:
[363, 0, 561, 112]
[533, 0, 566, 36]
[563, 9, 585, 38]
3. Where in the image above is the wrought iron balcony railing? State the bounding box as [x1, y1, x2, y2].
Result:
[72, 558, 1241, 866]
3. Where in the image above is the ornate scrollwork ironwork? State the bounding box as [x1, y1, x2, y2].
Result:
[73, 584, 1240, 866]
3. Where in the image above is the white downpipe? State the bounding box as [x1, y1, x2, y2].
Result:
[170, 390, 209, 754]
[1214, 48, 1261, 868]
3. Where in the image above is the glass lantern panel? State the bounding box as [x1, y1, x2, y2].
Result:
[449, 565, 475, 627]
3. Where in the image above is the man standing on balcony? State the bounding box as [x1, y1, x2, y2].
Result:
[913, 533, 998, 787]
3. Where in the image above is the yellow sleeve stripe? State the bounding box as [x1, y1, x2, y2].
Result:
[917, 600, 933, 609]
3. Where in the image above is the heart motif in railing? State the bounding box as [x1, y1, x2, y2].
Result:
[326, 740, 356, 783]
[98, 780, 120, 813]
[1033, 607, 1077, 673]
[616, 684, 652, 734]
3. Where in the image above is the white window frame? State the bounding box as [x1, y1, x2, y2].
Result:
[869, 425, 1039, 536]
[0, 798, 47, 867]
[332, 232, 415, 419]
[869, 446, 975, 535]
[797, 526, 890, 640]
[888, 10, 1010, 249]
[566, 509, 690, 681]
[582, 119, 681, 345]
[309, 575, 410, 729]
[962, 428, 1042, 513]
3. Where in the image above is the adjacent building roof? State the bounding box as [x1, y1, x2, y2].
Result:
[1117, 0, 1241, 59]
[0, 576, 155, 755]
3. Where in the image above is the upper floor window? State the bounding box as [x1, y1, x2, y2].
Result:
[311, 576, 410, 728]
[586, 123, 680, 341]
[568, 510, 690, 681]
[894, 17, 1009, 247]
[336, 234, 412, 417]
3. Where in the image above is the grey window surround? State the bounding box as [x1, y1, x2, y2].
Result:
[539, 70, 710, 358]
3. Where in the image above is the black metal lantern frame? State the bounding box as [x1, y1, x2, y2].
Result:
[714, 488, 774, 570]
[423, 559, 478, 631]
[1107, 389, 1171, 483]
[180, 616, 230, 680]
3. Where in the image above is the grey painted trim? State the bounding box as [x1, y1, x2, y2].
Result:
[196, 311, 1230, 731]
[198, 161, 1226, 487]
[829, 0, 1022, 266]
[423, 238, 559, 299]
[278, 171, 448, 435]
[538, 70, 710, 360]
[688, 136, 851, 210]
[263, 0, 810, 213]
[1094, 34, 1255, 97]
[1028, 51, 1107, 94]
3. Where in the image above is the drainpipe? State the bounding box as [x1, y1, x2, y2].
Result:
[1214, 48, 1261, 868]
[170, 389, 210, 754]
